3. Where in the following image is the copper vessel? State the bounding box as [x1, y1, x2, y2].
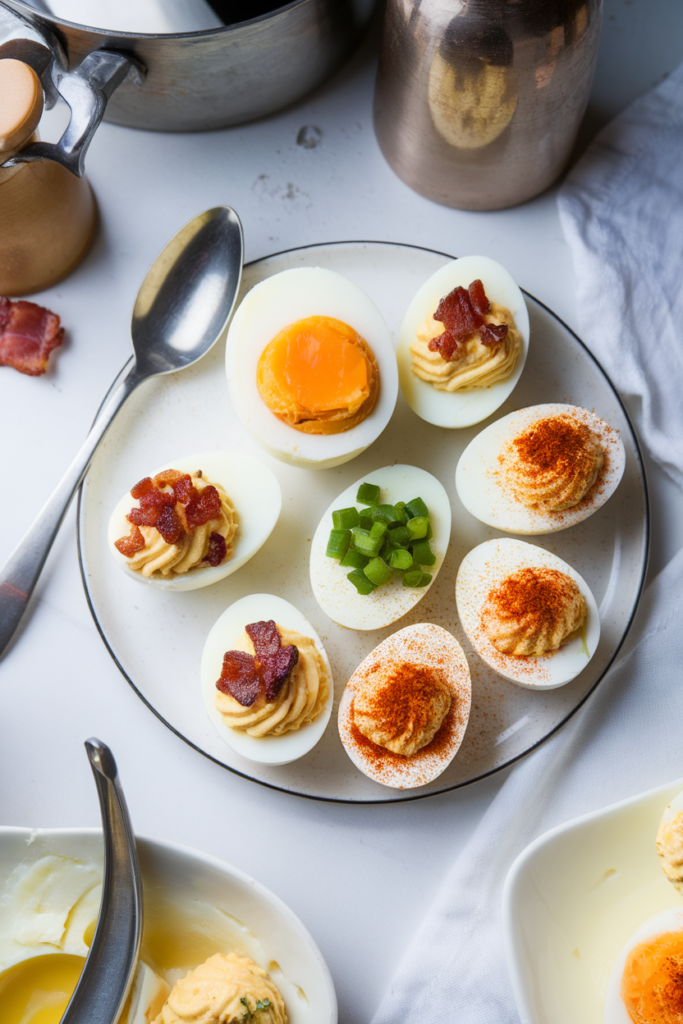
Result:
[374, 0, 602, 210]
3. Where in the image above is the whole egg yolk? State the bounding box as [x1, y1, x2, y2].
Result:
[621, 930, 683, 1022]
[258, 316, 369, 413]
[0, 953, 85, 1024]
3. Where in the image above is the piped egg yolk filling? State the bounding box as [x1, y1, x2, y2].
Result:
[621, 930, 683, 1022]
[257, 315, 379, 434]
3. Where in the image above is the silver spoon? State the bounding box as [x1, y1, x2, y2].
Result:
[62, 738, 143, 1023]
[0, 206, 244, 658]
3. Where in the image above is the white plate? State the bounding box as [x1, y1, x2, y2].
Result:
[77, 241, 649, 803]
[0, 827, 336, 1024]
[503, 780, 683, 1024]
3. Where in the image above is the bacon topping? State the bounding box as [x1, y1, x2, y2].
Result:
[203, 532, 227, 567]
[115, 470, 227, 564]
[428, 278, 508, 362]
[216, 620, 299, 707]
[0, 297, 64, 376]
[114, 523, 146, 557]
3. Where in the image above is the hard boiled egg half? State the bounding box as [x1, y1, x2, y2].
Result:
[456, 538, 600, 689]
[456, 403, 625, 534]
[225, 267, 398, 469]
[604, 907, 683, 1024]
[396, 254, 530, 428]
[108, 451, 281, 591]
[338, 623, 471, 789]
[310, 464, 451, 630]
[200, 593, 333, 766]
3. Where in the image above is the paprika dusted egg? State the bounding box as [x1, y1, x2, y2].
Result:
[338, 623, 471, 789]
[456, 538, 600, 689]
[310, 464, 451, 630]
[200, 593, 333, 766]
[225, 267, 398, 469]
[396, 255, 530, 428]
[455, 404, 625, 534]
[108, 451, 281, 592]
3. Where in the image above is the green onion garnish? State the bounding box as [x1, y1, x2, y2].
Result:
[332, 506, 360, 530]
[356, 482, 380, 506]
[364, 557, 393, 586]
[326, 529, 351, 559]
[402, 570, 432, 588]
[411, 539, 436, 566]
[406, 516, 429, 540]
[389, 548, 413, 571]
[340, 549, 370, 569]
[405, 497, 429, 520]
[347, 569, 377, 594]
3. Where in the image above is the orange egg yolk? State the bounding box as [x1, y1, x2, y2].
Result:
[621, 930, 683, 1022]
[258, 316, 369, 413]
[0, 953, 85, 1024]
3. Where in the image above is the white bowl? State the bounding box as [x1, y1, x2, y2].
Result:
[0, 827, 337, 1024]
[503, 779, 683, 1024]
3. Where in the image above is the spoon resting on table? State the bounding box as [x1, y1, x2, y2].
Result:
[61, 738, 143, 1023]
[0, 205, 244, 659]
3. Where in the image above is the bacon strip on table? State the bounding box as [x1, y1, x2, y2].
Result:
[0, 297, 64, 376]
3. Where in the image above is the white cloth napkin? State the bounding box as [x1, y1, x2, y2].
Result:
[372, 60, 683, 1024]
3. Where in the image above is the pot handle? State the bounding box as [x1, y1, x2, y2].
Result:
[0, 2, 143, 176]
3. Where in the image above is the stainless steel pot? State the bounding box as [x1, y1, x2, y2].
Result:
[1, 0, 373, 133]
[374, 0, 602, 211]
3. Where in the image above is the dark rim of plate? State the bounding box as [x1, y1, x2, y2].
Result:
[76, 240, 651, 805]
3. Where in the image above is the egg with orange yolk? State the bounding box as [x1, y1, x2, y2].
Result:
[226, 267, 398, 469]
[604, 907, 683, 1023]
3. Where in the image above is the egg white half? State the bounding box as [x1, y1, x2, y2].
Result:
[456, 538, 600, 689]
[338, 623, 471, 789]
[200, 593, 333, 766]
[456, 403, 625, 535]
[604, 907, 683, 1024]
[396, 254, 530, 428]
[225, 267, 398, 469]
[310, 464, 451, 630]
[108, 451, 282, 592]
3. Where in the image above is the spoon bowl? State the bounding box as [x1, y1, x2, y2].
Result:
[0, 205, 244, 658]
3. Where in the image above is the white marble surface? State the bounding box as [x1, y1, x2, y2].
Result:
[1, 2, 682, 1021]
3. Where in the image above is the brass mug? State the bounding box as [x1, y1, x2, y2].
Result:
[374, 0, 602, 210]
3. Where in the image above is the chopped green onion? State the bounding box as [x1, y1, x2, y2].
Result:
[411, 539, 436, 566]
[389, 525, 411, 547]
[340, 549, 370, 569]
[389, 548, 413, 571]
[359, 513, 373, 530]
[347, 569, 377, 595]
[405, 497, 429, 520]
[370, 520, 388, 540]
[326, 529, 351, 559]
[356, 482, 380, 506]
[403, 570, 432, 588]
[406, 516, 429, 540]
[351, 528, 383, 558]
[368, 503, 403, 525]
[332, 506, 360, 530]
[364, 557, 393, 586]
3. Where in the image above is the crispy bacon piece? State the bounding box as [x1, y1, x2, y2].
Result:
[0, 297, 65, 376]
[156, 505, 183, 544]
[203, 532, 227, 567]
[114, 523, 146, 557]
[185, 485, 221, 529]
[428, 278, 508, 362]
[215, 620, 299, 707]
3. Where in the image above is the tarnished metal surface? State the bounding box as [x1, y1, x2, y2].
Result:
[374, 0, 602, 210]
[5, 0, 373, 130]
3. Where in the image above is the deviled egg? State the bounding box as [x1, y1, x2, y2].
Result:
[396, 255, 529, 428]
[201, 593, 333, 766]
[226, 267, 398, 469]
[108, 451, 281, 592]
[456, 403, 625, 534]
[456, 538, 600, 689]
[310, 464, 451, 630]
[604, 907, 683, 1024]
[338, 623, 471, 789]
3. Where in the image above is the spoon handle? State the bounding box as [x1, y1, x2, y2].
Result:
[62, 739, 143, 1024]
[0, 363, 144, 659]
